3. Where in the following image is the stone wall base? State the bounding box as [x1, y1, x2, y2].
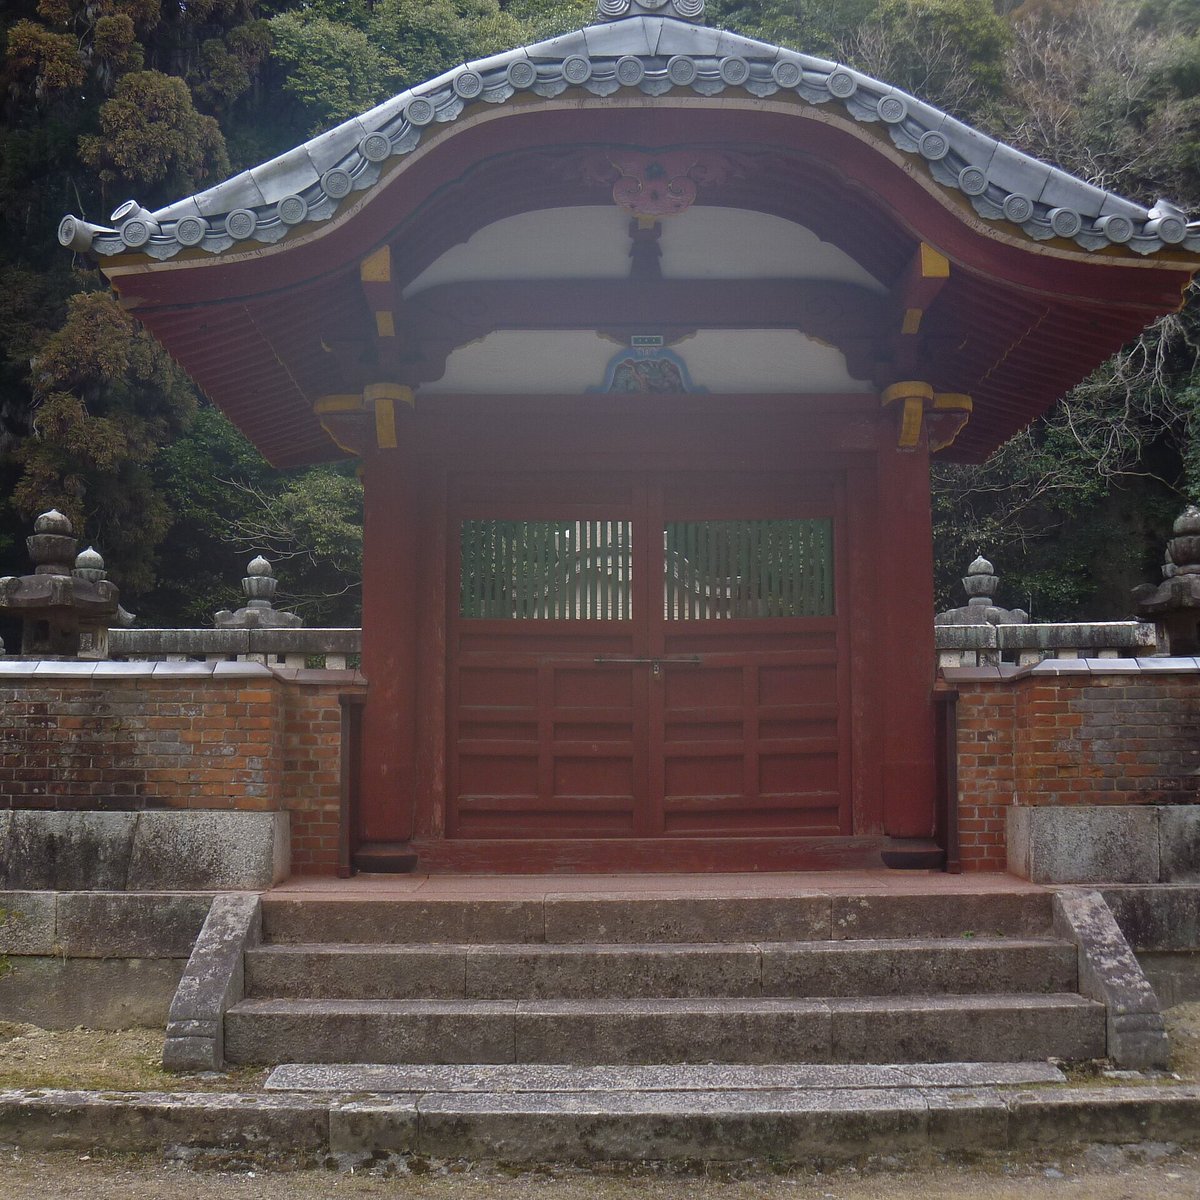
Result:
[0, 958, 185, 1029]
[1009, 806, 1199, 885]
[0, 811, 289, 890]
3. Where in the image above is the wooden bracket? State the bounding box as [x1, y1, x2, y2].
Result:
[878, 243, 950, 381]
[315, 382, 415, 455]
[364, 381, 414, 450]
[881, 380, 971, 452]
[360, 245, 402, 366]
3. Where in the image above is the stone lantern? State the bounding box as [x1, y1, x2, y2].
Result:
[1132, 505, 1200, 653]
[935, 554, 1029, 626]
[0, 510, 120, 657]
[214, 555, 303, 629]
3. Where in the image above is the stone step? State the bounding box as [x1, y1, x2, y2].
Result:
[264, 1059, 1069, 1093]
[244, 937, 1078, 1001]
[224, 992, 1105, 1066]
[259, 891, 1054, 946]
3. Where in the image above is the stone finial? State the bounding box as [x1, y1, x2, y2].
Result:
[34, 509, 72, 535]
[214, 554, 303, 629]
[962, 555, 999, 603]
[936, 552, 1029, 626]
[1133, 504, 1200, 652]
[0, 510, 118, 657]
[28, 508, 77, 576]
[1167, 505, 1200, 575]
[73, 546, 106, 584]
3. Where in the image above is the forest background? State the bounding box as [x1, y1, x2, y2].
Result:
[3, 0, 1200, 626]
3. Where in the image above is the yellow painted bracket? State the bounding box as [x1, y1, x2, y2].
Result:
[881, 380, 934, 450]
[364, 381, 414, 450]
[881, 381, 971, 452]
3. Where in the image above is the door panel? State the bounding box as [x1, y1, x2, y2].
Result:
[448, 471, 850, 842]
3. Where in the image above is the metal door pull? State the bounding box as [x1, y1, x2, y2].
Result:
[593, 655, 702, 677]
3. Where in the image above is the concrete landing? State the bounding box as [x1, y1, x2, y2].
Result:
[3, 1083, 1199, 1163]
[264, 1061, 1068, 1093]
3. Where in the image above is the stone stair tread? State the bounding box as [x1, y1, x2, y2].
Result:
[249, 935, 1069, 955]
[231, 992, 1098, 1016]
[264, 1060, 1067, 1093]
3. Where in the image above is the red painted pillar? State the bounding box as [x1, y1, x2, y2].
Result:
[875, 424, 938, 838]
[357, 412, 418, 853]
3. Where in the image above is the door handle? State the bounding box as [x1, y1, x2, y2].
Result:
[593, 655, 702, 678]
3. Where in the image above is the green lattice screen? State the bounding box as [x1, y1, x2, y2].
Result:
[664, 519, 833, 618]
[460, 520, 632, 619]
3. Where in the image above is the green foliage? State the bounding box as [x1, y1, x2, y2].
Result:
[78, 70, 230, 200]
[145, 407, 363, 624]
[368, 0, 527, 92]
[267, 12, 386, 133]
[707, 0, 873, 56]
[851, 0, 1012, 117]
[14, 291, 200, 593]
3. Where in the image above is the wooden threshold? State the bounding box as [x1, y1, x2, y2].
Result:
[358, 836, 945, 874]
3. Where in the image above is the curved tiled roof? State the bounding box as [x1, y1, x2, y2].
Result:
[59, 7, 1198, 263]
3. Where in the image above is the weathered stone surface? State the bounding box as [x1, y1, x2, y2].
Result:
[1101, 884, 1200, 951]
[1052, 889, 1169, 1070]
[0, 957, 184, 1028]
[830, 893, 1053, 939]
[246, 943, 468, 1000]
[0, 891, 56, 954]
[328, 1098, 420, 1159]
[900, 1062, 1066, 1087]
[1138, 951, 1200, 1006]
[260, 898, 543, 945]
[760, 937, 1076, 997]
[224, 999, 520, 1065]
[264, 1061, 1066, 1094]
[1006, 1085, 1200, 1147]
[1161, 806, 1200, 883]
[414, 1088, 929, 1162]
[0, 810, 288, 891]
[0, 1089, 329, 1154]
[2, 1081, 1200, 1161]
[511, 997, 832, 1065]
[165, 893, 260, 1071]
[56, 892, 212, 958]
[128, 810, 289, 890]
[466, 943, 762, 1000]
[2, 811, 138, 890]
[542, 895, 832, 944]
[920, 1088, 1010, 1150]
[1008, 806, 1161, 884]
[828, 994, 1105, 1064]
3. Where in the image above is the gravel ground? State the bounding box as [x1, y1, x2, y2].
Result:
[1, 1147, 1199, 1199]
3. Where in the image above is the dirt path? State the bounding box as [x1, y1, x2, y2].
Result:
[1, 1147, 1198, 1200]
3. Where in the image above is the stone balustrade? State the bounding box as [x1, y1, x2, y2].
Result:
[107, 626, 361, 670]
[934, 620, 1159, 669]
[105, 620, 1158, 672]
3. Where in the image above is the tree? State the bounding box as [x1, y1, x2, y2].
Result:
[14, 290, 199, 594]
[848, 0, 1011, 118]
[79, 70, 230, 203]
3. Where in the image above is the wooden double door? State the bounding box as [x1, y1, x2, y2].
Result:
[447, 470, 851, 843]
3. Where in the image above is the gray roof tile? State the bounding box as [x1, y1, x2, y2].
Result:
[61, 12, 1197, 262]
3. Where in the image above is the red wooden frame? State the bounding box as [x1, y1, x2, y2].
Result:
[356, 393, 937, 873]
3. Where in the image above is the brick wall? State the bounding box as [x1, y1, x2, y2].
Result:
[946, 664, 1200, 871]
[0, 665, 364, 875]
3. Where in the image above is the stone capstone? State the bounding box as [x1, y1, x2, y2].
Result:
[1052, 888, 1169, 1071]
